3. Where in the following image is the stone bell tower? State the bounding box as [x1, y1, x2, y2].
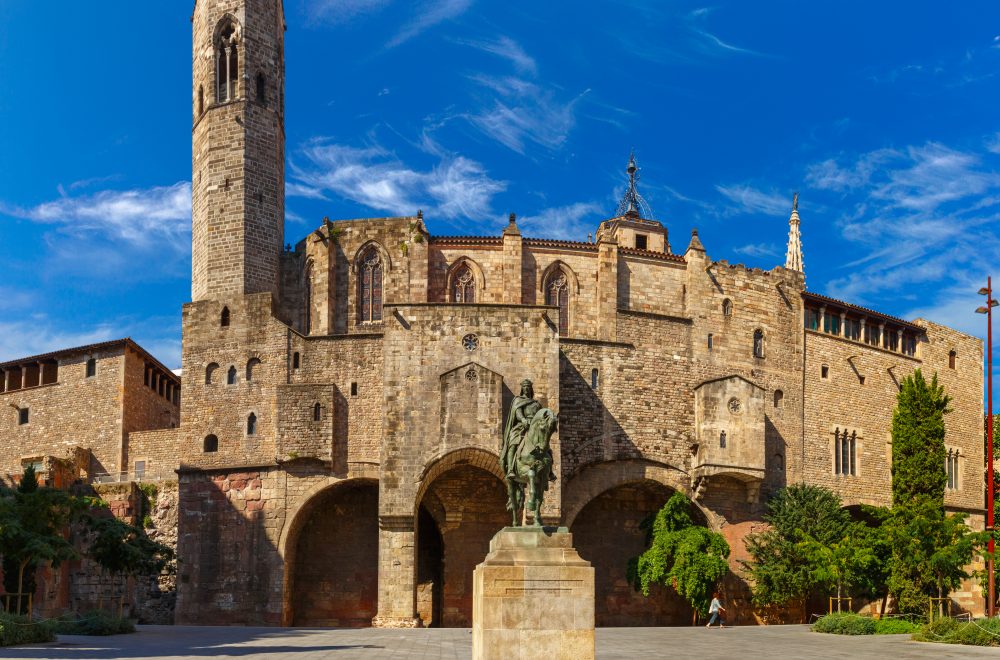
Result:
[190, 0, 286, 302]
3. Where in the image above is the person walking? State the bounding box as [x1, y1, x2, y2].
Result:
[706, 592, 726, 628]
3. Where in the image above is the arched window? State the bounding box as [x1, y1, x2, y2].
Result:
[313, 402, 322, 422]
[753, 329, 765, 358]
[227, 366, 237, 385]
[773, 389, 783, 408]
[221, 306, 230, 327]
[719, 431, 727, 448]
[774, 453, 784, 470]
[452, 263, 476, 303]
[205, 362, 219, 384]
[358, 247, 383, 323]
[197, 85, 204, 117]
[256, 72, 267, 104]
[246, 358, 261, 381]
[203, 434, 218, 453]
[216, 21, 239, 103]
[722, 299, 733, 317]
[948, 350, 956, 369]
[86, 358, 97, 378]
[544, 269, 570, 336]
[246, 412, 257, 436]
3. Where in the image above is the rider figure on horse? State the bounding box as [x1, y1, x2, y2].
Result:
[501, 379, 558, 525]
[501, 379, 542, 480]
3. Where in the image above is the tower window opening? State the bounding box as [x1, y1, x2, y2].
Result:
[216, 22, 239, 103]
[707, 333, 714, 351]
[719, 431, 727, 448]
[949, 350, 956, 369]
[774, 389, 783, 408]
[246, 358, 261, 382]
[313, 402, 322, 422]
[205, 362, 219, 384]
[247, 412, 257, 436]
[946, 449, 960, 490]
[203, 434, 218, 453]
[17, 407, 29, 425]
[591, 368, 598, 389]
[292, 352, 300, 370]
[220, 306, 230, 327]
[821, 365, 829, 379]
[197, 85, 204, 117]
[86, 358, 96, 378]
[753, 329, 765, 359]
[227, 366, 237, 385]
[256, 72, 267, 104]
[834, 428, 857, 476]
[635, 234, 648, 250]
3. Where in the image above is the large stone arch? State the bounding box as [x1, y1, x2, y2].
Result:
[564, 459, 715, 627]
[414, 447, 507, 627]
[562, 458, 719, 530]
[279, 470, 380, 627]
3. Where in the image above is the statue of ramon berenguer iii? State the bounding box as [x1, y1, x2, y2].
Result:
[500, 379, 557, 527]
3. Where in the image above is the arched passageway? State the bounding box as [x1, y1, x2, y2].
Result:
[287, 480, 379, 626]
[571, 480, 706, 626]
[416, 464, 507, 627]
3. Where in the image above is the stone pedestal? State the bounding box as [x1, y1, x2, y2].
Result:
[472, 526, 594, 660]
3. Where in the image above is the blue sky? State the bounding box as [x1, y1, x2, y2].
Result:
[0, 1, 998, 406]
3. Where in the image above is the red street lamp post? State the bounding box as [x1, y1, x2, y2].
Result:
[978, 277, 997, 618]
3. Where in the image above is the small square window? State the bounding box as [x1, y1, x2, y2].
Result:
[134, 461, 146, 478]
[821, 365, 829, 379]
[635, 234, 648, 250]
[17, 408, 29, 425]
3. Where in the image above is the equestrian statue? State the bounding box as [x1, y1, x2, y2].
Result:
[500, 379, 558, 527]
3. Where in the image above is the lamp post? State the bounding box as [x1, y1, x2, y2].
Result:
[978, 277, 997, 618]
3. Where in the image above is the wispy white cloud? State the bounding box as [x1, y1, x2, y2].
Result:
[288, 139, 505, 221]
[305, 0, 390, 25]
[517, 202, 603, 241]
[466, 75, 588, 154]
[810, 141, 1000, 307]
[2, 182, 191, 251]
[454, 35, 537, 75]
[715, 184, 790, 216]
[987, 132, 1000, 155]
[387, 0, 473, 48]
[734, 242, 780, 258]
[614, 5, 767, 63]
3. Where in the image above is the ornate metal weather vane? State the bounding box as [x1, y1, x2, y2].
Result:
[615, 151, 654, 220]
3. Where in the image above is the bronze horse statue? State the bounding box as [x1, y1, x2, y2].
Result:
[504, 407, 558, 527]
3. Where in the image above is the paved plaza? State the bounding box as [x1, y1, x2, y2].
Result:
[5, 625, 1000, 660]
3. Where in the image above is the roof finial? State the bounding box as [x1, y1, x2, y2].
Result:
[615, 151, 653, 219]
[785, 193, 804, 275]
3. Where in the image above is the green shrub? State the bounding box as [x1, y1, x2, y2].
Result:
[49, 611, 135, 636]
[912, 616, 960, 642]
[0, 612, 56, 647]
[874, 618, 920, 635]
[812, 612, 876, 635]
[913, 617, 1000, 646]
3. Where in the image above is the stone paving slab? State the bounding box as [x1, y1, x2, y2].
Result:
[5, 624, 1000, 659]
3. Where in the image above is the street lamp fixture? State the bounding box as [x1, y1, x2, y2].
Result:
[979, 277, 996, 618]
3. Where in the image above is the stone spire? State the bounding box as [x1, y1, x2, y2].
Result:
[785, 192, 804, 274]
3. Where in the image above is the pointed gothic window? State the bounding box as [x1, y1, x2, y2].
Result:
[452, 263, 476, 303]
[722, 299, 733, 317]
[358, 248, 383, 323]
[545, 269, 569, 336]
[227, 366, 237, 385]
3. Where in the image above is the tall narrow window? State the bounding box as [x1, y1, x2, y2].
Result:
[17, 407, 29, 425]
[753, 329, 765, 359]
[256, 72, 267, 104]
[452, 263, 476, 303]
[292, 352, 301, 370]
[591, 368, 599, 389]
[247, 413, 257, 436]
[197, 85, 204, 117]
[821, 365, 829, 379]
[221, 306, 230, 327]
[948, 350, 956, 369]
[86, 358, 96, 378]
[203, 434, 218, 453]
[707, 334, 714, 351]
[545, 270, 569, 336]
[358, 248, 384, 323]
[217, 22, 239, 103]
[205, 363, 219, 384]
[227, 366, 237, 385]
[719, 431, 727, 448]
[313, 403, 322, 422]
[722, 299, 733, 317]
[946, 449, 959, 490]
[774, 389, 784, 408]
[303, 264, 312, 335]
[835, 429, 856, 476]
[351, 382, 358, 396]
[246, 358, 261, 382]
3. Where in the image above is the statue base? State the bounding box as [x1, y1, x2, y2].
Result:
[472, 526, 594, 660]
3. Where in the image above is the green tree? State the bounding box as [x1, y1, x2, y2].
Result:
[796, 521, 879, 607]
[0, 467, 91, 617]
[628, 492, 730, 622]
[887, 369, 958, 614]
[891, 369, 949, 508]
[741, 484, 850, 618]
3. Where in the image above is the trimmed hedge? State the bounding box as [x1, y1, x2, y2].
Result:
[0, 613, 56, 647]
[812, 612, 876, 635]
[913, 617, 1000, 646]
[874, 618, 921, 635]
[49, 611, 136, 636]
